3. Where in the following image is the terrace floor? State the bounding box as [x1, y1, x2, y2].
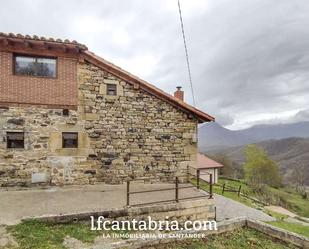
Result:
[0, 182, 205, 225]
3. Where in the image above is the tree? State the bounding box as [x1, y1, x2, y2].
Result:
[212, 154, 233, 176]
[243, 145, 281, 189]
[291, 165, 308, 199]
[211, 153, 241, 178]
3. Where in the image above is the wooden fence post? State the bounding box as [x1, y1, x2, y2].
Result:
[175, 177, 179, 203]
[209, 173, 213, 199]
[238, 185, 242, 197]
[222, 183, 225, 194]
[214, 206, 217, 221]
[126, 180, 130, 206]
[197, 169, 200, 189]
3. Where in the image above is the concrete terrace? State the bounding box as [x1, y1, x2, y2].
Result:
[0, 183, 206, 225]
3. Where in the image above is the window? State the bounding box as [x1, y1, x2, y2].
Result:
[62, 132, 78, 148]
[7, 132, 24, 149]
[106, 84, 117, 96]
[62, 109, 69, 116]
[14, 55, 56, 78]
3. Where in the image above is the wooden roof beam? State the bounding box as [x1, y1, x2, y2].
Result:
[2, 38, 13, 46]
[24, 41, 32, 49]
[43, 42, 51, 50]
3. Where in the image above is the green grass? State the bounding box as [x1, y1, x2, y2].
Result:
[193, 178, 258, 208]
[196, 177, 309, 238]
[148, 228, 298, 249]
[269, 187, 309, 218]
[7, 220, 102, 249]
[197, 177, 309, 218]
[267, 220, 309, 238]
[6, 220, 305, 248]
[264, 210, 288, 220]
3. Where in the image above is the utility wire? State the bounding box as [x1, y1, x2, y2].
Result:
[177, 0, 196, 107]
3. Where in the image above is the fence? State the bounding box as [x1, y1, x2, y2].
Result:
[126, 174, 213, 207]
[187, 166, 214, 199]
[221, 182, 242, 196]
[218, 181, 269, 206]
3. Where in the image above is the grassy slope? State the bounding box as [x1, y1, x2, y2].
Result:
[213, 178, 309, 217]
[269, 186, 309, 218]
[148, 228, 298, 249]
[267, 220, 309, 238]
[197, 178, 309, 238]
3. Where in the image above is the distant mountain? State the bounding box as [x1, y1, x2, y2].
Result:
[198, 121, 309, 151]
[207, 137, 309, 184]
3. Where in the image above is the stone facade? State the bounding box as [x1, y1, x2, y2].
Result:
[77, 61, 198, 184]
[0, 59, 198, 186]
[0, 107, 98, 186]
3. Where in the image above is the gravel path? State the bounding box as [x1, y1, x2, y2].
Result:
[214, 194, 275, 222]
[265, 205, 297, 217]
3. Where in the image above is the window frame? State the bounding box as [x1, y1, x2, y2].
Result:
[6, 132, 25, 149]
[106, 83, 117, 96]
[13, 54, 58, 79]
[62, 132, 78, 149]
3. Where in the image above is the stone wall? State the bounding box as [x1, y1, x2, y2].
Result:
[32, 198, 216, 224]
[78, 61, 198, 184]
[0, 107, 99, 186]
[0, 59, 198, 186]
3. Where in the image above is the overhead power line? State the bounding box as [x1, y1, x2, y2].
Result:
[177, 0, 196, 107]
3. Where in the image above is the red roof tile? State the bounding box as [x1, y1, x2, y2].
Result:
[0, 32, 87, 50]
[195, 153, 223, 169]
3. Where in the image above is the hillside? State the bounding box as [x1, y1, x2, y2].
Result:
[207, 137, 309, 184]
[198, 121, 309, 151]
[198, 122, 253, 151]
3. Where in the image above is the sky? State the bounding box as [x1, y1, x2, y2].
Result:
[1, 0, 309, 129]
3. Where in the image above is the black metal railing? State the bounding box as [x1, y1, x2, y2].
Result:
[126, 176, 211, 207]
[187, 166, 214, 199]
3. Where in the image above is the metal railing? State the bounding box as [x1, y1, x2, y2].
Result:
[126, 176, 211, 207]
[187, 166, 214, 199]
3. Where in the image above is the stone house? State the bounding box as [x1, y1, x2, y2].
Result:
[0, 33, 214, 187]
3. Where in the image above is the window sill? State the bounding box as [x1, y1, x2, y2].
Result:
[105, 95, 119, 102]
[12, 74, 57, 80]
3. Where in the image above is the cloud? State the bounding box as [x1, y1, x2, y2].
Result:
[1, 0, 309, 129]
[294, 109, 309, 122]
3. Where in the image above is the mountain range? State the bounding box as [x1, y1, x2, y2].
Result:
[198, 121, 309, 151]
[198, 121, 309, 185]
[206, 137, 309, 185]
